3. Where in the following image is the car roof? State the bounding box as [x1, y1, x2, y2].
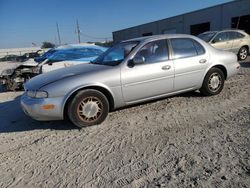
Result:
[56, 44, 107, 51]
[199, 31, 218, 34]
[124, 34, 198, 43]
[204, 29, 249, 36]
[202, 29, 245, 34]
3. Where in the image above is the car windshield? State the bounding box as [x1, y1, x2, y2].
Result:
[91, 41, 139, 66]
[198, 32, 217, 42]
[35, 49, 57, 63]
[47, 47, 105, 63]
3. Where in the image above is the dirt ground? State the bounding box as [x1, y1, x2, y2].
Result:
[0, 59, 249, 188]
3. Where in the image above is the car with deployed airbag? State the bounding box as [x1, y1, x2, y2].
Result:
[0, 44, 107, 90]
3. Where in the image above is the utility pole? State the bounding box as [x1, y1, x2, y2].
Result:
[76, 19, 81, 43]
[56, 22, 61, 45]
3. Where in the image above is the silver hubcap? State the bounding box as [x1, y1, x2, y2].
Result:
[77, 96, 103, 123]
[240, 48, 247, 60]
[208, 73, 221, 92]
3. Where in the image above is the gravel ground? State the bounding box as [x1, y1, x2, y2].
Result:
[0, 59, 249, 188]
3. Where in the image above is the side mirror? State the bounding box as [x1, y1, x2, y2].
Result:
[128, 56, 145, 68]
[133, 56, 145, 65]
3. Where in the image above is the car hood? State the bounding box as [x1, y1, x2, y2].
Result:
[25, 63, 111, 90]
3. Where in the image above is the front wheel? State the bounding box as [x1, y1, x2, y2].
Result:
[200, 68, 225, 96]
[238, 46, 248, 61]
[67, 89, 109, 128]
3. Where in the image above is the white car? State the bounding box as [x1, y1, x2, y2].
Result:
[198, 29, 250, 60]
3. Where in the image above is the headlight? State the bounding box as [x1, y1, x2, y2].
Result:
[27, 90, 36, 98]
[27, 90, 48, 98]
[1, 69, 14, 76]
[31, 66, 41, 74]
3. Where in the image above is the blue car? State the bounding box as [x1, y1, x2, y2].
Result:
[40, 45, 107, 73]
[0, 44, 107, 90]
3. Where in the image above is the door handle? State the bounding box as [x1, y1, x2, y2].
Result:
[162, 65, 171, 70]
[199, 59, 207, 64]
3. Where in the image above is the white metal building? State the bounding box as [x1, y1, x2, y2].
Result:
[113, 0, 250, 43]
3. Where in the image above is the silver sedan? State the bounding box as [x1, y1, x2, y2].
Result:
[21, 34, 240, 128]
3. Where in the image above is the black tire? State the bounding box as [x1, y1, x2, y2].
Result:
[200, 68, 225, 96]
[238, 46, 248, 61]
[67, 89, 109, 128]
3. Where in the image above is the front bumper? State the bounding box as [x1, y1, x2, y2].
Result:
[0, 77, 6, 85]
[20, 93, 64, 121]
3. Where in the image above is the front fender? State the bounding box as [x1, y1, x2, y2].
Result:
[62, 82, 116, 110]
[41, 81, 121, 118]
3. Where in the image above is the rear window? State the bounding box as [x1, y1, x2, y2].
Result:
[234, 32, 245, 39]
[193, 40, 205, 55]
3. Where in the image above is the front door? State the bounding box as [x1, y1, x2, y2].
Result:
[121, 39, 174, 103]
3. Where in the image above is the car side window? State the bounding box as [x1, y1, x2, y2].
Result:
[227, 32, 236, 40]
[170, 38, 198, 59]
[213, 32, 229, 43]
[135, 39, 169, 64]
[234, 32, 245, 39]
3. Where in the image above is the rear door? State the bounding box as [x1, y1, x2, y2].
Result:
[170, 38, 210, 91]
[231, 31, 246, 53]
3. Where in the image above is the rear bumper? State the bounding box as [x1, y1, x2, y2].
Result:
[227, 62, 240, 79]
[20, 93, 64, 121]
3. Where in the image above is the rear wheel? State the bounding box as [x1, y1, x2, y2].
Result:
[238, 46, 248, 61]
[200, 68, 225, 96]
[67, 89, 109, 128]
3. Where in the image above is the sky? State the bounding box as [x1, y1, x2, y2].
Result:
[0, 0, 232, 49]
